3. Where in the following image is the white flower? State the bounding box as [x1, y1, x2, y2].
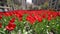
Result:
[47, 26, 49, 27]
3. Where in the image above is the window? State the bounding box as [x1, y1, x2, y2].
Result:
[52, 0, 55, 2]
[52, 3, 55, 5]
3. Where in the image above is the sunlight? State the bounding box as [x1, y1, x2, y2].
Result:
[26, 0, 32, 4]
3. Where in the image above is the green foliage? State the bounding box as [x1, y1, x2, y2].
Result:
[0, 15, 60, 34]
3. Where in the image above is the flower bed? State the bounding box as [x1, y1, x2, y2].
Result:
[0, 10, 60, 34]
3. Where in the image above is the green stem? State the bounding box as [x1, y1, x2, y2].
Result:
[8, 31, 11, 34]
[47, 29, 49, 34]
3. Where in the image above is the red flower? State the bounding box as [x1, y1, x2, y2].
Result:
[16, 14, 20, 17]
[16, 12, 23, 17]
[0, 15, 2, 20]
[6, 18, 16, 31]
[15, 12, 23, 21]
[34, 14, 42, 22]
[0, 23, 2, 28]
[26, 15, 36, 24]
[9, 12, 13, 16]
[58, 12, 60, 16]
[18, 17, 22, 21]
[47, 16, 51, 21]
[38, 17, 42, 22]
[52, 12, 58, 18]
[6, 23, 16, 31]
[42, 14, 46, 18]
[3, 12, 10, 17]
[10, 18, 15, 23]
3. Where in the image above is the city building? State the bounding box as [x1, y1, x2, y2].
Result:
[7, 0, 22, 10]
[0, 0, 27, 11]
[49, 0, 60, 10]
[32, 0, 47, 5]
[7, 0, 26, 10]
[32, 0, 60, 10]
[0, 0, 60, 11]
[0, 0, 9, 11]
[22, 0, 26, 10]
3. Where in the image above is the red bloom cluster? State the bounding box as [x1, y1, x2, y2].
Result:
[9, 18, 15, 23]
[6, 18, 16, 31]
[34, 14, 42, 22]
[0, 23, 2, 28]
[0, 10, 59, 26]
[6, 23, 16, 31]
[0, 15, 2, 20]
[26, 15, 36, 24]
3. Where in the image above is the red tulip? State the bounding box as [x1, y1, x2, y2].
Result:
[26, 15, 36, 24]
[9, 12, 13, 16]
[6, 23, 16, 31]
[15, 13, 23, 18]
[42, 14, 46, 18]
[52, 12, 58, 18]
[0, 15, 2, 20]
[34, 14, 42, 22]
[3, 12, 10, 17]
[0, 23, 2, 28]
[47, 16, 52, 21]
[6, 18, 16, 31]
[18, 17, 22, 21]
[58, 12, 60, 16]
[38, 17, 42, 22]
[10, 18, 15, 23]
[34, 14, 39, 19]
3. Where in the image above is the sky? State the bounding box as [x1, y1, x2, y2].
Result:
[26, 0, 32, 4]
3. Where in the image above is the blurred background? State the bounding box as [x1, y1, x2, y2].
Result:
[0, 0, 60, 11]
